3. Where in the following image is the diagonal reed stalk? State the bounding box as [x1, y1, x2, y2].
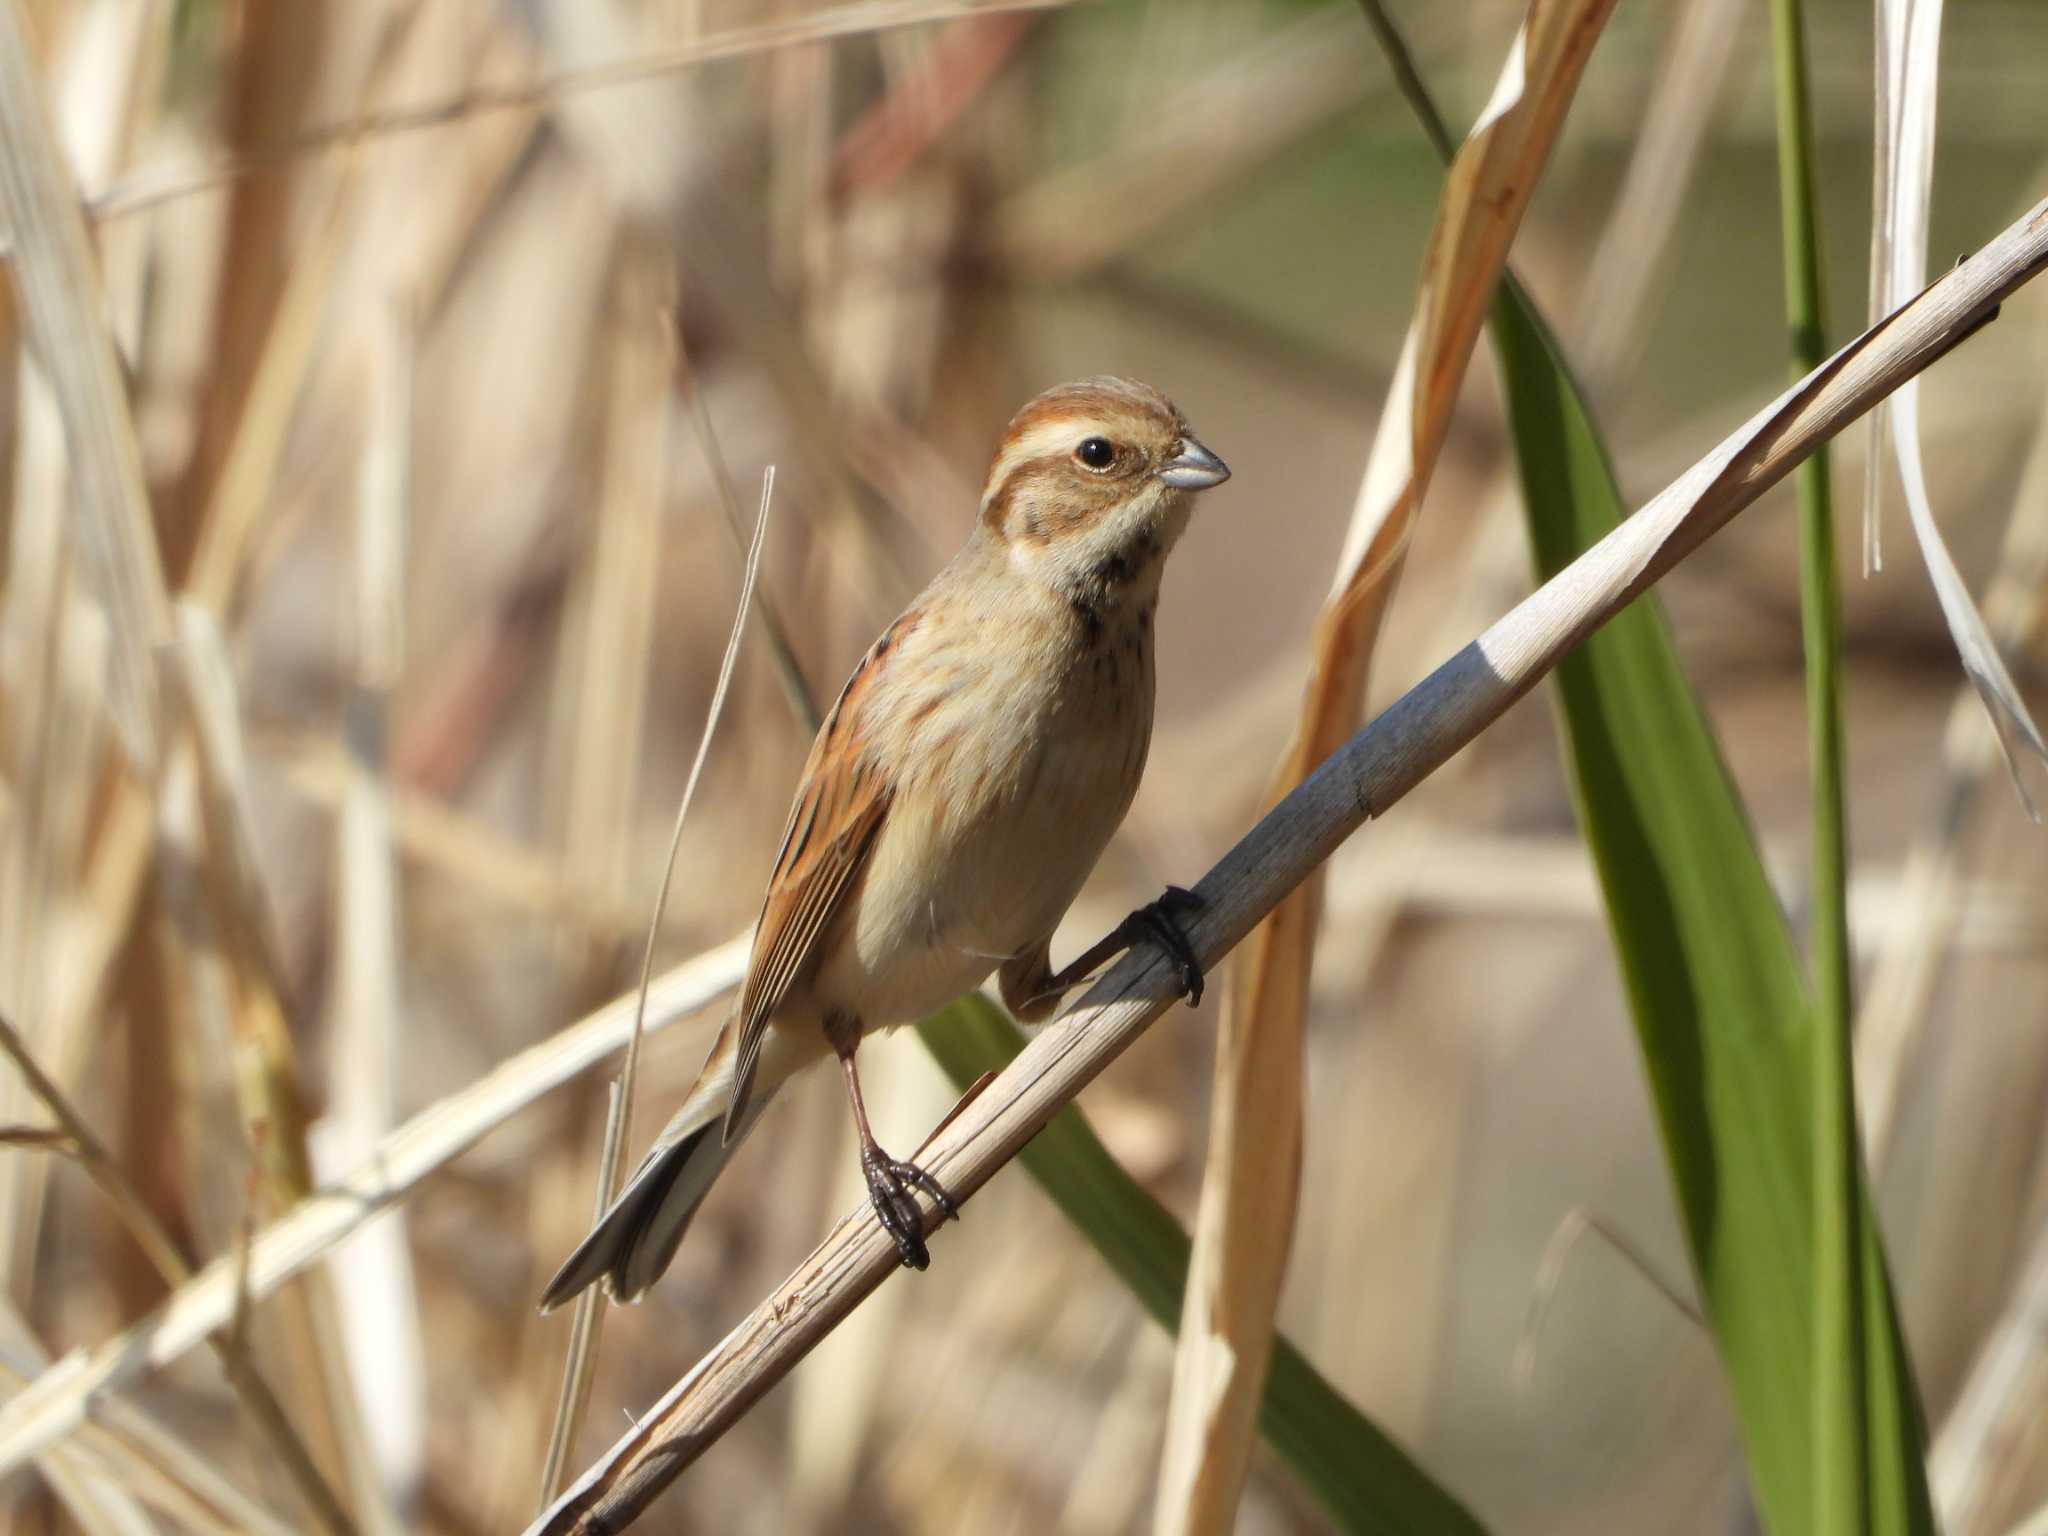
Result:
[527, 194, 2048, 1536]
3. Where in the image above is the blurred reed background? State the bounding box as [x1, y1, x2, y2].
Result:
[1, 0, 2046, 1532]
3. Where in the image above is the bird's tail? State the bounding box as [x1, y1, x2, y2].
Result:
[539, 1020, 760, 1310]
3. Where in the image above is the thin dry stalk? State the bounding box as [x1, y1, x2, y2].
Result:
[538, 468, 774, 1500]
[527, 192, 2048, 1536]
[539, 1083, 626, 1507]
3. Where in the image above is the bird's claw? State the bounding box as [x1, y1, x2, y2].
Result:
[861, 1147, 959, 1270]
[1125, 885, 1205, 1007]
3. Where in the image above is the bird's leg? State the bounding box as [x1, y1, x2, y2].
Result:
[826, 1013, 959, 1271]
[1038, 885, 1207, 1009]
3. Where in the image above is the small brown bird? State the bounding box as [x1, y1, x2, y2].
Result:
[541, 377, 1229, 1307]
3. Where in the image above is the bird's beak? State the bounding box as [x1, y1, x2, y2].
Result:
[1157, 437, 1230, 490]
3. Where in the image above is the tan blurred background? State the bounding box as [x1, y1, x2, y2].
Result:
[3, 0, 2047, 1531]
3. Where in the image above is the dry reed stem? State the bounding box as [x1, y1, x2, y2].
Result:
[528, 191, 2048, 1536]
[0, 0, 169, 769]
[0, 937, 750, 1477]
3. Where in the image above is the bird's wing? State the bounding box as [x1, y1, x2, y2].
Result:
[724, 631, 898, 1138]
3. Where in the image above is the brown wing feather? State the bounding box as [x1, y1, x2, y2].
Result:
[723, 630, 901, 1138]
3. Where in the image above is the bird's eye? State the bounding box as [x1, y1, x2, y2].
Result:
[1074, 436, 1118, 470]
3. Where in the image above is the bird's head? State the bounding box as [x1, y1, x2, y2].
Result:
[976, 377, 1228, 598]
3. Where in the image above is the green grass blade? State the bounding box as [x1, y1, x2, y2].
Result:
[917, 995, 1487, 1536]
[1353, 7, 1931, 1523]
[1765, 0, 1866, 1527]
[1488, 286, 1934, 1535]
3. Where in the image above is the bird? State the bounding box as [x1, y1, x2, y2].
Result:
[540, 376, 1230, 1309]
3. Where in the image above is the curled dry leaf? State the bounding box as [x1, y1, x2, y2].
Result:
[1868, 0, 2047, 812]
[1157, 4, 1620, 1532]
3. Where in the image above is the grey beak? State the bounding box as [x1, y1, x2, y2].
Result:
[1157, 437, 1230, 490]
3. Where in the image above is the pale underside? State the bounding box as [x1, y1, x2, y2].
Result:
[724, 536, 1168, 1133]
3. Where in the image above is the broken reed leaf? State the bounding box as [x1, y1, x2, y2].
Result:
[1868, 0, 2046, 813]
[1160, 3, 1621, 1532]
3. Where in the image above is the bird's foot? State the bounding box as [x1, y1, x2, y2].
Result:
[1122, 885, 1206, 1006]
[861, 1145, 959, 1270]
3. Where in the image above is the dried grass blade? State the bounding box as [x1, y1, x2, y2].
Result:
[1157, 4, 1619, 1531]
[538, 467, 773, 1501]
[1867, 0, 2046, 809]
[1859, 377, 2048, 1164]
[0, 1, 169, 768]
[539, 1084, 626, 1507]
